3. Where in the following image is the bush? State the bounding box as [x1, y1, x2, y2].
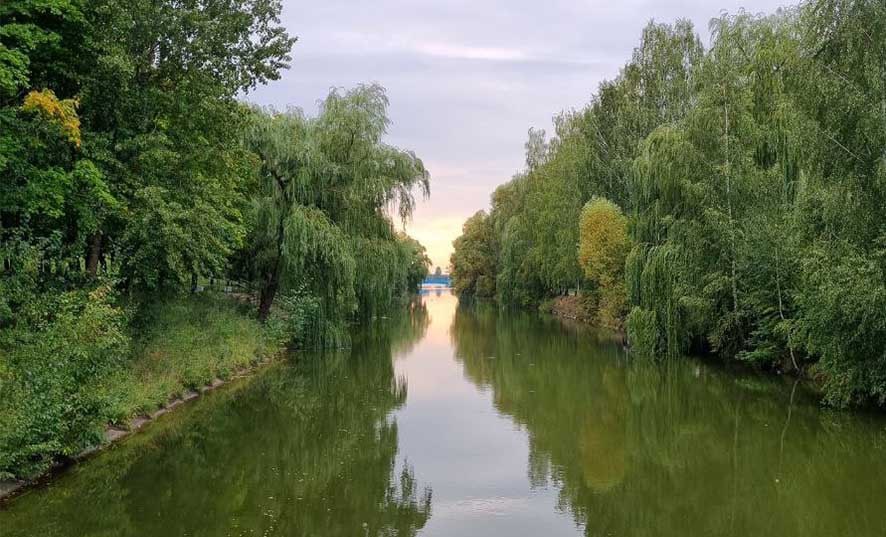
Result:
[266, 288, 349, 350]
[0, 286, 130, 479]
[795, 244, 886, 407]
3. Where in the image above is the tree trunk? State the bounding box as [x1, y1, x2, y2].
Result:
[259, 196, 287, 322]
[191, 272, 198, 293]
[723, 86, 739, 315]
[775, 247, 799, 372]
[86, 232, 102, 278]
[257, 265, 280, 322]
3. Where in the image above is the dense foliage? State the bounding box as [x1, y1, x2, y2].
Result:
[240, 86, 430, 334]
[0, 292, 275, 479]
[0, 1, 430, 479]
[450, 0, 886, 407]
[0, 286, 129, 478]
[450, 211, 497, 298]
[578, 198, 629, 329]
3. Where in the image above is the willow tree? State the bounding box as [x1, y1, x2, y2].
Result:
[244, 84, 429, 330]
[625, 10, 812, 361]
[789, 0, 886, 404]
[580, 19, 704, 210]
[626, 126, 705, 358]
[489, 175, 548, 305]
[470, 122, 586, 306]
[400, 233, 432, 293]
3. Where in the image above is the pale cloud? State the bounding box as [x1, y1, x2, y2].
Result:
[328, 30, 528, 63]
[412, 42, 529, 62]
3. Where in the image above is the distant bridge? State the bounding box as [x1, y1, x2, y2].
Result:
[422, 274, 451, 287]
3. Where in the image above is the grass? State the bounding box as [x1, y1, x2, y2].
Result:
[106, 293, 277, 423]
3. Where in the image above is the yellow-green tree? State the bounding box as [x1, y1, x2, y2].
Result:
[578, 198, 630, 328]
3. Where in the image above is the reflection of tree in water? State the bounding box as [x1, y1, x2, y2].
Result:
[578, 366, 626, 492]
[381, 297, 430, 357]
[450, 304, 886, 537]
[450, 304, 629, 505]
[1, 310, 432, 537]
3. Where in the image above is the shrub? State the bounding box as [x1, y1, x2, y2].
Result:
[794, 244, 886, 407]
[0, 286, 130, 479]
[0, 290, 279, 480]
[266, 288, 349, 350]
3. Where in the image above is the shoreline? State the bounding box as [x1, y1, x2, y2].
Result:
[544, 294, 824, 395]
[0, 354, 278, 505]
[545, 295, 627, 341]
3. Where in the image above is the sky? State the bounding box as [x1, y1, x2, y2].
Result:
[246, 0, 789, 271]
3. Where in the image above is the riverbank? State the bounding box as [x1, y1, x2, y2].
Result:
[543, 294, 822, 389]
[0, 293, 283, 494]
[543, 295, 626, 340]
[543, 295, 596, 324]
[0, 355, 275, 504]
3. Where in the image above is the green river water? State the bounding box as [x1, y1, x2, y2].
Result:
[2, 291, 886, 536]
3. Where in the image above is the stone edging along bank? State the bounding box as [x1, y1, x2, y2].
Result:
[0, 355, 278, 505]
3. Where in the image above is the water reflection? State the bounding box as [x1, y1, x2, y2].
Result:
[5, 293, 886, 537]
[450, 300, 886, 537]
[0, 307, 431, 537]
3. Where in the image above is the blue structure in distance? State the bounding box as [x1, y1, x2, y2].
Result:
[422, 274, 451, 287]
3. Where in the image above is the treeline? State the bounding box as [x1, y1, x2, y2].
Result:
[450, 0, 886, 407]
[0, 0, 430, 478]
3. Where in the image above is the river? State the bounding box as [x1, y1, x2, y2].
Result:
[2, 291, 886, 536]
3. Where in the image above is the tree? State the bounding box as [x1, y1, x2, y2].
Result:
[450, 211, 497, 298]
[450, 20, 704, 309]
[578, 198, 630, 328]
[83, 0, 295, 289]
[449, 5, 886, 406]
[789, 0, 886, 404]
[242, 84, 430, 328]
[402, 235, 432, 292]
[0, 0, 296, 292]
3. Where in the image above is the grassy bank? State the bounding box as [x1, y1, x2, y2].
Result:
[0, 291, 279, 480]
[111, 295, 276, 417]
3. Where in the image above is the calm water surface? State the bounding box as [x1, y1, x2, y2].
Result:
[3, 291, 886, 536]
